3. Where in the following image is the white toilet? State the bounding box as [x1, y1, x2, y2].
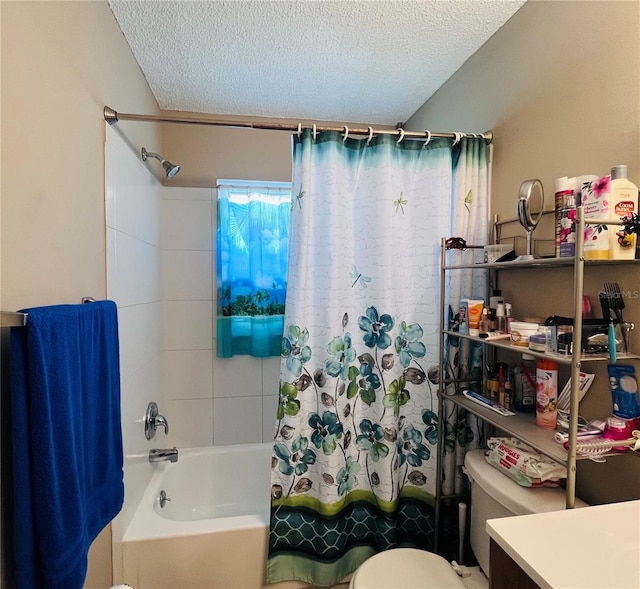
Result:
[349, 449, 587, 588]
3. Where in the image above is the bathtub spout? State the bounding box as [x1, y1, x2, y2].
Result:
[149, 447, 178, 463]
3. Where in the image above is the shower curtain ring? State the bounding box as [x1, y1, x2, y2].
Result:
[312, 124, 317, 141]
[422, 130, 432, 148]
[366, 126, 374, 145]
[452, 132, 462, 147]
[297, 123, 302, 138]
[396, 128, 405, 144]
[343, 126, 349, 143]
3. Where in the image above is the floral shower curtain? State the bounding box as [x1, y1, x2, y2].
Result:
[441, 139, 490, 508]
[267, 130, 489, 587]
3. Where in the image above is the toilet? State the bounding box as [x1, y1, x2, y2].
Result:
[349, 449, 588, 588]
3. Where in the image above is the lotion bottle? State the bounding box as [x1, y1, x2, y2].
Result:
[609, 165, 638, 260]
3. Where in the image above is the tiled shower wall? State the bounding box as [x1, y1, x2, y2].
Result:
[161, 186, 281, 448]
[106, 127, 282, 564]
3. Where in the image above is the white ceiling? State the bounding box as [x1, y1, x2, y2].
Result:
[108, 0, 526, 126]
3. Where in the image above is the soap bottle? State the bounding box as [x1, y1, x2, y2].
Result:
[609, 165, 638, 260]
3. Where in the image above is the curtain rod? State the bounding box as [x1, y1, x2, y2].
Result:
[103, 106, 493, 144]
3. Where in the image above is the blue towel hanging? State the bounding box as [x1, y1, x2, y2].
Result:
[10, 300, 124, 589]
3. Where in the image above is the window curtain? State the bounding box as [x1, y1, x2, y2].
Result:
[267, 129, 489, 587]
[216, 181, 291, 357]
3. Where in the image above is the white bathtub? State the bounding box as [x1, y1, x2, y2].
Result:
[121, 443, 273, 589]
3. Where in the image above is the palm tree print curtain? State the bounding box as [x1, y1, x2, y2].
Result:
[216, 181, 291, 357]
[267, 130, 490, 587]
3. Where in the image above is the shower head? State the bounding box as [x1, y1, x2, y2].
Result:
[141, 147, 181, 179]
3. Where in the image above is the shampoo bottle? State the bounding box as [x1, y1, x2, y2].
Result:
[609, 165, 638, 260]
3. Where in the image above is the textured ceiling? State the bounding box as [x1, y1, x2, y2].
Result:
[108, 0, 526, 125]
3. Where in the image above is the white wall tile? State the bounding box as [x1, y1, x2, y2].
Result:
[106, 136, 161, 247]
[162, 250, 213, 301]
[262, 395, 279, 443]
[262, 357, 282, 397]
[116, 302, 163, 382]
[213, 355, 263, 398]
[213, 396, 263, 445]
[165, 398, 214, 448]
[163, 300, 213, 350]
[162, 199, 212, 251]
[163, 350, 213, 400]
[109, 230, 162, 307]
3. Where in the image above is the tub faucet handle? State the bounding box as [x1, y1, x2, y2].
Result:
[144, 401, 169, 440]
[154, 413, 169, 435]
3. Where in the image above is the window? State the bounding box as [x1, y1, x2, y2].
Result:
[216, 180, 292, 357]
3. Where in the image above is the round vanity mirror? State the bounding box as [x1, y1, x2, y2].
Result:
[517, 179, 544, 259]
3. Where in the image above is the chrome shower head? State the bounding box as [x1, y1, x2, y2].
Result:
[141, 147, 181, 179]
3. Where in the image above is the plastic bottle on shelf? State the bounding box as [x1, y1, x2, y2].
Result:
[554, 176, 577, 257]
[514, 354, 536, 412]
[489, 289, 505, 311]
[536, 358, 558, 429]
[581, 173, 610, 260]
[479, 307, 491, 334]
[504, 302, 513, 334]
[496, 303, 506, 333]
[504, 375, 513, 410]
[609, 164, 638, 260]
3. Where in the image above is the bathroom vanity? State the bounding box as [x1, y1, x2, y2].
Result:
[486, 499, 640, 589]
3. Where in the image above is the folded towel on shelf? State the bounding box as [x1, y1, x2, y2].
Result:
[10, 300, 124, 589]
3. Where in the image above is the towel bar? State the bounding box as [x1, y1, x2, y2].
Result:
[1, 298, 96, 328]
[1, 311, 28, 328]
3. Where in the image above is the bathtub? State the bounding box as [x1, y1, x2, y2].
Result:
[121, 443, 273, 589]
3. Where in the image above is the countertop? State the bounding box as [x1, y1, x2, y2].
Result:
[486, 499, 640, 589]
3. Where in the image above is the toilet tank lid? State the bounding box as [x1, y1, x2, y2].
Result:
[464, 449, 588, 515]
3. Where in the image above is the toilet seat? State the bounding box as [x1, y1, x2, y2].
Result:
[349, 548, 465, 588]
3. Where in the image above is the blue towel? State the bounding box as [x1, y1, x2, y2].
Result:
[10, 300, 124, 589]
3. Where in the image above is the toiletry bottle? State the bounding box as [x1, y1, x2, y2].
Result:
[467, 299, 484, 336]
[504, 374, 513, 410]
[496, 303, 506, 333]
[554, 176, 577, 258]
[458, 299, 469, 335]
[498, 365, 506, 407]
[489, 289, 504, 312]
[609, 165, 638, 260]
[479, 307, 490, 334]
[504, 303, 513, 334]
[535, 358, 558, 429]
[514, 354, 536, 412]
[582, 174, 610, 260]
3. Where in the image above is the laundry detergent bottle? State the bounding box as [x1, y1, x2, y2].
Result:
[609, 165, 638, 260]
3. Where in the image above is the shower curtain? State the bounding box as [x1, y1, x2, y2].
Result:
[267, 129, 489, 587]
